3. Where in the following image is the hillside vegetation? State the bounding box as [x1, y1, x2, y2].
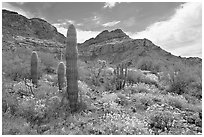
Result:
[2, 10, 202, 135]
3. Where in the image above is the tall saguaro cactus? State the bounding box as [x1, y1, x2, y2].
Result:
[114, 63, 128, 90]
[66, 24, 79, 112]
[57, 62, 65, 90]
[31, 51, 38, 86]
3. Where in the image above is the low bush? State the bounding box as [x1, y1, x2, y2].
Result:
[148, 111, 175, 134]
[115, 93, 129, 106]
[126, 84, 150, 94]
[141, 76, 159, 87]
[2, 49, 44, 81]
[3, 55, 31, 81]
[163, 95, 188, 110]
[130, 93, 155, 111]
[127, 69, 158, 87]
[2, 114, 36, 135]
[187, 82, 202, 100]
[38, 52, 58, 74]
[182, 94, 200, 104]
[167, 64, 199, 96]
[127, 69, 145, 85]
[137, 57, 161, 73]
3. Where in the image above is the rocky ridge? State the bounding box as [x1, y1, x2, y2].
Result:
[2, 9, 66, 44]
[2, 9, 202, 68]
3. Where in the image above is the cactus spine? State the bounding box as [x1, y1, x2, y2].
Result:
[57, 62, 65, 90]
[66, 24, 79, 112]
[31, 51, 38, 86]
[114, 63, 127, 90]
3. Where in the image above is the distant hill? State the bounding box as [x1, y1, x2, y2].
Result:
[2, 9, 66, 44]
[2, 9, 201, 71]
[78, 28, 201, 70]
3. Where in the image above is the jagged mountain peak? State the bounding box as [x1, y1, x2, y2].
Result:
[82, 28, 130, 46]
[95, 28, 129, 40]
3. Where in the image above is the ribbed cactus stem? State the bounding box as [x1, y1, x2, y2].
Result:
[66, 24, 79, 112]
[57, 62, 65, 90]
[114, 63, 128, 90]
[31, 51, 38, 86]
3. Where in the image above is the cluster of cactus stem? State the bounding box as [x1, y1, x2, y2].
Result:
[30, 25, 79, 113]
[65, 24, 79, 112]
[31, 51, 38, 87]
[114, 63, 128, 90]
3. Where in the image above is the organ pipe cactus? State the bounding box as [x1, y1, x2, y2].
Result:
[57, 62, 65, 90]
[114, 63, 128, 90]
[31, 51, 38, 86]
[66, 24, 79, 112]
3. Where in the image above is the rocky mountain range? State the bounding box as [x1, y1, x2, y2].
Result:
[2, 9, 66, 43]
[2, 9, 201, 69]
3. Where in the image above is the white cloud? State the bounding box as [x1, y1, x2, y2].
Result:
[82, 15, 103, 29]
[103, 2, 119, 9]
[123, 17, 136, 27]
[76, 23, 84, 26]
[102, 21, 120, 27]
[92, 15, 102, 24]
[53, 23, 100, 43]
[128, 2, 202, 57]
[2, 2, 33, 18]
[65, 19, 75, 25]
[16, 2, 25, 5]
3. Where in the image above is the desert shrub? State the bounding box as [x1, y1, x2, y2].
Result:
[17, 96, 37, 124]
[35, 81, 59, 99]
[2, 114, 36, 135]
[187, 82, 202, 100]
[7, 95, 19, 116]
[2, 81, 19, 115]
[41, 74, 59, 87]
[127, 84, 150, 94]
[130, 93, 155, 111]
[141, 76, 159, 87]
[38, 52, 58, 74]
[78, 60, 90, 82]
[163, 95, 188, 110]
[127, 69, 159, 87]
[182, 94, 200, 104]
[2, 49, 44, 81]
[148, 111, 175, 134]
[137, 57, 161, 73]
[3, 55, 30, 81]
[115, 93, 129, 106]
[127, 69, 145, 85]
[88, 61, 105, 86]
[167, 64, 199, 96]
[185, 103, 202, 113]
[88, 60, 116, 91]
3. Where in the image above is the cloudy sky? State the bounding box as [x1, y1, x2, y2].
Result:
[2, 1, 202, 58]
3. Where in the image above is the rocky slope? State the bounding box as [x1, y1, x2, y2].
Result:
[2, 9, 201, 69]
[78, 29, 201, 69]
[2, 9, 66, 44]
